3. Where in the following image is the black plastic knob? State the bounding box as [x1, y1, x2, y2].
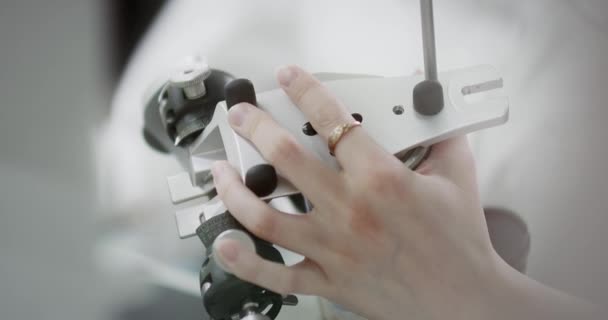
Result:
[245, 164, 278, 197]
[224, 78, 257, 108]
[413, 79, 444, 116]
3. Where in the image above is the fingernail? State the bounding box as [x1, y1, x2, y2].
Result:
[216, 239, 239, 263]
[228, 103, 249, 127]
[277, 65, 296, 87]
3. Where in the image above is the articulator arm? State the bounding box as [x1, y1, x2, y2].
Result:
[140, 1, 508, 319]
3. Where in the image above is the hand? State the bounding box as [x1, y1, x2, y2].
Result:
[210, 66, 598, 320]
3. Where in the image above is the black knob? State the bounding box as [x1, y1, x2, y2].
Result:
[245, 164, 278, 197]
[413, 79, 444, 116]
[224, 78, 257, 109]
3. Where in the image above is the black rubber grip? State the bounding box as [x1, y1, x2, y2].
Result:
[196, 212, 248, 248]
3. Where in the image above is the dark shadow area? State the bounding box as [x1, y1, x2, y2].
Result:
[113, 287, 207, 320]
[106, 0, 167, 83]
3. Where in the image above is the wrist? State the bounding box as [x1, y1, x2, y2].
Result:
[459, 250, 516, 320]
[479, 251, 600, 320]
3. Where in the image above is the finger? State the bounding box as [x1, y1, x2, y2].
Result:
[276, 65, 384, 172]
[214, 238, 327, 295]
[228, 102, 343, 203]
[212, 161, 323, 258]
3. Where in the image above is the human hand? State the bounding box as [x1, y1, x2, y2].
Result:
[210, 66, 519, 319]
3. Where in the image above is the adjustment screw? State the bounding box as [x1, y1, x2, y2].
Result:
[170, 61, 212, 99]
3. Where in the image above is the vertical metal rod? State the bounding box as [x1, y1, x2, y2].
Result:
[420, 0, 438, 81]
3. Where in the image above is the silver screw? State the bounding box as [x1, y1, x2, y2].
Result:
[169, 61, 212, 99]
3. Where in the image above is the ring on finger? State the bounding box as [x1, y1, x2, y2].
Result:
[327, 121, 361, 156]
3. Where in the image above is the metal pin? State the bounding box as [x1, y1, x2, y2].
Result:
[420, 0, 438, 81]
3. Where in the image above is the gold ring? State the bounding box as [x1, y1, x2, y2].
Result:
[328, 121, 361, 156]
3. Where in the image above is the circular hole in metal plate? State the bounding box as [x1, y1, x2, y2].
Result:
[393, 105, 405, 115]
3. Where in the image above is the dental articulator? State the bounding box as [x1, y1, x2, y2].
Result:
[141, 1, 509, 319]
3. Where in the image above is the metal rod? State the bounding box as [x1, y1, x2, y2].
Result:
[420, 0, 438, 81]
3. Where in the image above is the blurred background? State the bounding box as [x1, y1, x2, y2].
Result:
[1, 0, 607, 319]
[0, 1, 197, 319]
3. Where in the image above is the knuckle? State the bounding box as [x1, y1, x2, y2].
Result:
[292, 77, 321, 106]
[289, 75, 350, 135]
[362, 162, 408, 195]
[312, 100, 343, 130]
[219, 179, 239, 197]
[267, 134, 301, 165]
[245, 110, 265, 139]
[345, 199, 385, 241]
[248, 209, 277, 241]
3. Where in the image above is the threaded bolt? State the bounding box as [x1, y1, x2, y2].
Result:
[169, 61, 212, 99]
